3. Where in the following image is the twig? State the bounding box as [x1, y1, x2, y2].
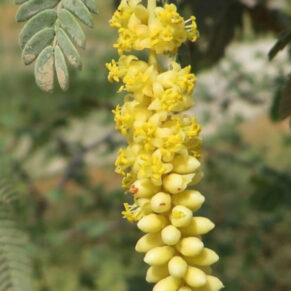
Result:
[57, 130, 115, 189]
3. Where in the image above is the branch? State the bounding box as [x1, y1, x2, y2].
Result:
[57, 129, 115, 189]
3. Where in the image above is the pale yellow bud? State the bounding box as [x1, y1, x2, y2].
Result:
[151, 192, 172, 213]
[161, 225, 181, 245]
[189, 170, 204, 186]
[180, 217, 215, 236]
[185, 248, 219, 266]
[194, 275, 224, 291]
[168, 256, 188, 278]
[172, 155, 200, 174]
[178, 287, 192, 291]
[137, 214, 166, 233]
[176, 237, 204, 257]
[153, 276, 181, 291]
[146, 265, 169, 283]
[163, 173, 195, 194]
[130, 179, 160, 198]
[172, 190, 205, 211]
[144, 246, 175, 265]
[135, 233, 163, 253]
[170, 205, 192, 227]
[185, 266, 207, 288]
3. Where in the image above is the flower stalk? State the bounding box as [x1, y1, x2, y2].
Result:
[107, 0, 223, 290]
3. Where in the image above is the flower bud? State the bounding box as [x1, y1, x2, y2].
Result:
[185, 248, 219, 266]
[144, 246, 175, 265]
[163, 173, 194, 194]
[180, 217, 215, 236]
[137, 214, 166, 233]
[185, 266, 207, 288]
[170, 205, 192, 227]
[172, 190, 205, 211]
[172, 155, 200, 174]
[136, 198, 152, 215]
[176, 237, 204, 257]
[168, 256, 188, 278]
[194, 275, 224, 291]
[153, 276, 181, 291]
[151, 192, 172, 213]
[161, 225, 181, 245]
[135, 233, 164, 253]
[130, 179, 160, 198]
[146, 265, 169, 283]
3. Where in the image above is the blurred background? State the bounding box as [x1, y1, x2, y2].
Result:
[0, 0, 290, 290]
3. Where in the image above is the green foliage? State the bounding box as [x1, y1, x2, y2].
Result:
[0, 180, 32, 291]
[177, 0, 291, 70]
[15, 0, 98, 92]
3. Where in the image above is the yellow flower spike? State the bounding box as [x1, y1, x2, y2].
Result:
[153, 276, 182, 291]
[135, 232, 164, 253]
[184, 248, 219, 267]
[109, 0, 222, 288]
[185, 266, 207, 288]
[168, 256, 188, 278]
[137, 213, 167, 233]
[161, 225, 181, 246]
[172, 190, 205, 211]
[170, 205, 193, 227]
[144, 246, 175, 265]
[146, 265, 169, 283]
[194, 275, 224, 291]
[176, 237, 204, 257]
[172, 155, 201, 174]
[180, 217, 215, 236]
[151, 192, 172, 213]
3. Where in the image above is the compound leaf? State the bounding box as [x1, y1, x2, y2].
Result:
[62, 0, 93, 27]
[19, 9, 57, 48]
[82, 0, 98, 14]
[0, 180, 32, 291]
[58, 8, 86, 48]
[16, 0, 59, 22]
[35, 45, 55, 92]
[55, 45, 69, 91]
[56, 27, 82, 69]
[15, 0, 96, 91]
[22, 27, 55, 65]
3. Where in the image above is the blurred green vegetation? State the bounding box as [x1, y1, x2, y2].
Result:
[0, 0, 290, 291]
